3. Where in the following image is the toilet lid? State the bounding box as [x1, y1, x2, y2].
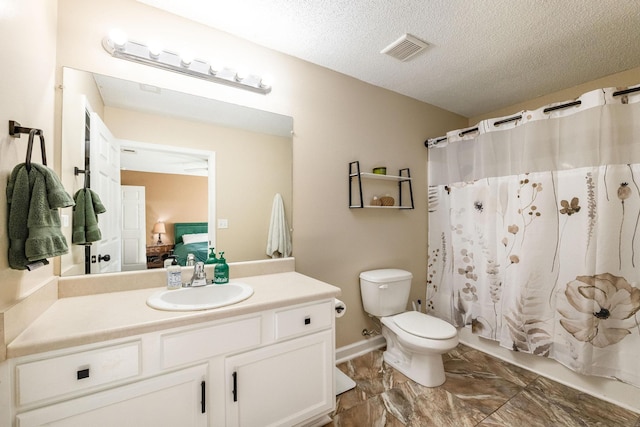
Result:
[394, 311, 457, 340]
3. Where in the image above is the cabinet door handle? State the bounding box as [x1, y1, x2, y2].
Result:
[232, 371, 238, 402]
[304, 316, 311, 325]
[201, 380, 206, 413]
[77, 368, 90, 380]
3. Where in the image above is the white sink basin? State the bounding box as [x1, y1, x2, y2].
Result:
[147, 282, 254, 311]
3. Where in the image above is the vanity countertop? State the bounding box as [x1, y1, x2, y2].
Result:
[7, 271, 341, 359]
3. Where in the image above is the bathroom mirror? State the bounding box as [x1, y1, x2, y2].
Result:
[60, 67, 293, 276]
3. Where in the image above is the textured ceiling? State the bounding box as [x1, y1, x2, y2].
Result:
[138, 0, 640, 118]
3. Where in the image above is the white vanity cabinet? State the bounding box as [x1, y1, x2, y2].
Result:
[6, 297, 336, 427]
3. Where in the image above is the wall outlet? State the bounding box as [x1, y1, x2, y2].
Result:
[61, 214, 69, 227]
[217, 219, 228, 229]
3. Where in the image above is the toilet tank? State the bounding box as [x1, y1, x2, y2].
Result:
[360, 269, 413, 317]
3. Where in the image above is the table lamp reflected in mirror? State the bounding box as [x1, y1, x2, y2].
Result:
[152, 221, 166, 245]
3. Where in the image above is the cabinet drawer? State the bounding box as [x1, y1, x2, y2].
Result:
[162, 316, 262, 369]
[15, 341, 141, 406]
[275, 301, 333, 340]
[16, 364, 208, 427]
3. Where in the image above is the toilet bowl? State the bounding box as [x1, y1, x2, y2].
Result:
[380, 311, 458, 387]
[360, 269, 458, 387]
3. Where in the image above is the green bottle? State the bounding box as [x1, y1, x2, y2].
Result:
[213, 251, 229, 284]
[205, 247, 219, 264]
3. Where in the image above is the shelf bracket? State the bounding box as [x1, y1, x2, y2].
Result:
[398, 168, 414, 210]
[349, 161, 364, 208]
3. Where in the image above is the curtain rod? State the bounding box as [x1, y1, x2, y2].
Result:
[493, 115, 522, 126]
[428, 99, 583, 144]
[613, 86, 640, 97]
[543, 100, 581, 113]
[456, 113, 526, 138]
[425, 85, 640, 148]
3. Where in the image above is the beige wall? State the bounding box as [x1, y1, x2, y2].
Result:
[0, 0, 58, 309]
[121, 171, 208, 245]
[291, 69, 465, 347]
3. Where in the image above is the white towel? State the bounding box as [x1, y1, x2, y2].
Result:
[266, 193, 292, 258]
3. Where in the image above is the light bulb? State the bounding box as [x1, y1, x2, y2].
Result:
[148, 42, 162, 59]
[108, 28, 128, 50]
[235, 68, 248, 82]
[259, 74, 273, 88]
[209, 61, 223, 75]
[180, 51, 194, 67]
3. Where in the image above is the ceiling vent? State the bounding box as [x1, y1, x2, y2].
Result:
[381, 33, 429, 62]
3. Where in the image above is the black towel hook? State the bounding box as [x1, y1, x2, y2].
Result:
[25, 129, 47, 171]
[9, 120, 47, 171]
[74, 166, 90, 188]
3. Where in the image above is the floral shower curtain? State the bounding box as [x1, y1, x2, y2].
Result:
[427, 84, 640, 387]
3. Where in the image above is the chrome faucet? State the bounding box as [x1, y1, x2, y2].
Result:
[186, 253, 196, 266]
[188, 261, 207, 287]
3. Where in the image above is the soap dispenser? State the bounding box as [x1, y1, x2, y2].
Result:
[213, 251, 229, 284]
[166, 256, 182, 290]
[163, 251, 177, 268]
[205, 247, 219, 264]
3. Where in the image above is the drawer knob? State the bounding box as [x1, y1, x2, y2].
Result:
[304, 316, 311, 325]
[77, 368, 90, 380]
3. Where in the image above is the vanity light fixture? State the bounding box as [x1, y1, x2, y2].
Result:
[102, 31, 272, 95]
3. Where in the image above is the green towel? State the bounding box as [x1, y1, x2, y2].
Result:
[72, 188, 106, 244]
[7, 164, 74, 270]
[32, 164, 75, 209]
[7, 165, 31, 269]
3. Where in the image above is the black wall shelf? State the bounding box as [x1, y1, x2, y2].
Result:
[349, 161, 414, 209]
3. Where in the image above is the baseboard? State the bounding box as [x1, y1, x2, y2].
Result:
[458, 328, 640, 414]
[335, 335, 385, 365]
[299, 414, 331, 427]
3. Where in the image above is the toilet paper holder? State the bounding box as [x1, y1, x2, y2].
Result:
[334, 298, 346, 318]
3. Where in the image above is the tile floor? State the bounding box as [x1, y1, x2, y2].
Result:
[326, 344, 640, 426]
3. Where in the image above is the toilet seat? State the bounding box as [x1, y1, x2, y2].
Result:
[393, 311, 457, 340]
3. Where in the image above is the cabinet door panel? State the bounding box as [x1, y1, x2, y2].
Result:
[17, 364, 208, 427]
[226, 330, 334, 427]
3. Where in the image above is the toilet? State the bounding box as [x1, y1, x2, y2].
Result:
[360, 269, 458, 387]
